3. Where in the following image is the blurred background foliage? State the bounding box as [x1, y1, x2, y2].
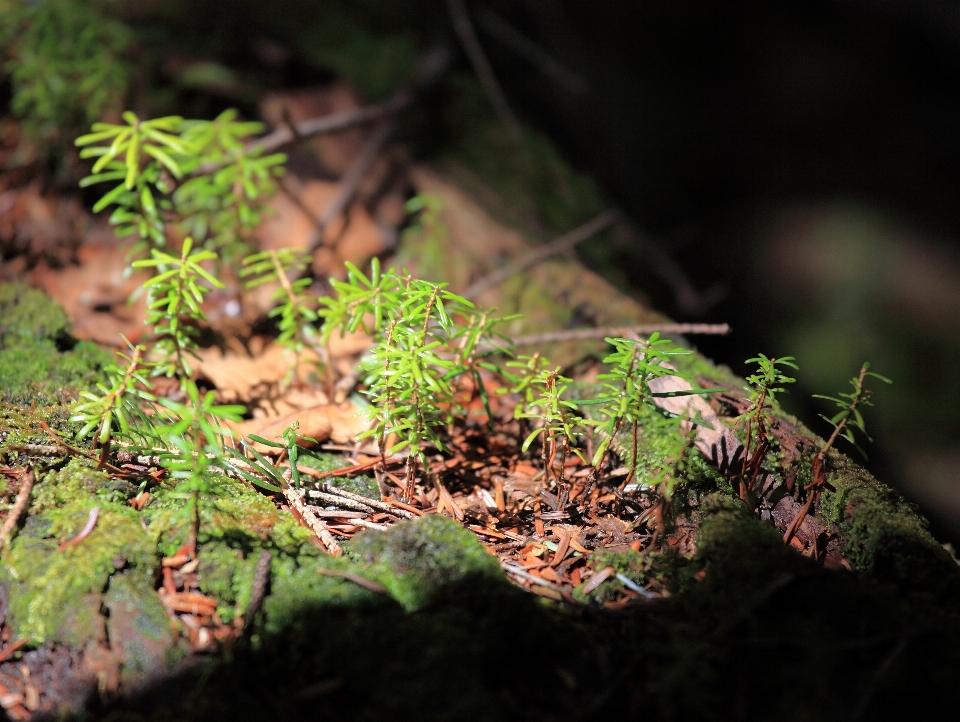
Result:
[2, 0, 959, 540]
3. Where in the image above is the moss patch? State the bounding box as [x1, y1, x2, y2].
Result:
[0, 282, 71, 347]
[1, 460, 157, 645]
[346, 514, 506, 611]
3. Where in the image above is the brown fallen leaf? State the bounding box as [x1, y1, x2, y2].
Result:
[31, 240, 150, 345]
[196, 342, 324, 402]
[228, 401, 370, 452]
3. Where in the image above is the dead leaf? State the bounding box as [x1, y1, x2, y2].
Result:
[229, 401, 370, 451]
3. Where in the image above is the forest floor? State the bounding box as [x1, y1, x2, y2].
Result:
[1, 81, 959, 722]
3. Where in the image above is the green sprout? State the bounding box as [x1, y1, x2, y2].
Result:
[784, 362, 890, 545]
[813, 362, 891, 460]
[735, 354, 798, 502]
[76, 108, 285, 258]
[518, 366, 587, 500]
[587, 333, 691, 483]
[132, 237, 223, 383]
[155, 381, 245, 550]
[70, 339, 157, 465]
[240, 247, 318, 382]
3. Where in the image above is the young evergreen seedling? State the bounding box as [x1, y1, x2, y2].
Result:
[735, 354, 798, 502]
[783, 362, 890, 544]
[76, 108, 285, 258]
[71, 339, 157, 467]
[155, 381, 245, 550]
[587, 333, 691, 483]
[240, 247, 318, 382]
[518, 366, 587, 502]
[132, 236, 223, 383]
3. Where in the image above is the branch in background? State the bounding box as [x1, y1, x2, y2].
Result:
[446, 0, 523, 140]
[311, 119, 396, 249]
[476, 5, 589, 95]
[624, 222, 727, 316]
[461, 209, 620, 299]
[511, 323, 730, 347]
[193, 42, 453, 176]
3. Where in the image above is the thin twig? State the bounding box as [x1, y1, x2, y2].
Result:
[0, 470, 33, 552]
[312, 119, 396, 246]
[38, 421, 125, 474]
[511, 323, 730, 347]
[58, 506, 99, 551]
[6, 444, 61, 456]
[320, 483, 418, 519]
[283, 487, 342, 556]
[475, 6, 588, 95]
[624, 223, 727, 315]
[305, 489, 375, 514]
[446, 0, 523, 140]
[276, 175, 326, 235]
[850, 635, 914, 722]
[462, 210, 619, 299]
[315, 567, 388, 594]
[242, 550, 272, 631]
[192, 95, 409, 178]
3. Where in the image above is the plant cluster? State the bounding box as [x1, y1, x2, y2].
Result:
[66, 108, 893, 560]
[76, 108, 285, 259]
[318, 260, 515, 498]
[734, 354, 798, 503]
[1, 0, 132, 151]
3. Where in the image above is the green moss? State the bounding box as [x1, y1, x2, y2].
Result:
[347, 514, 506, 611]
[262, 554, 388, 636]
[194, 541, 271, 623]
[103, 572, 178, 684]
[144, 473, 312, 558]
[0, 286, 111, 459]
[815, 453, 960, 594]
[0, 282, 71, 347]
[1, 460, 157, 644]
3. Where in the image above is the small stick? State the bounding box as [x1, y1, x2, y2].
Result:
[305, 490, 375, 513]
[511, 323, 731, 347]
[321, 483, 417, 519]
[0, 470, 34, 551]
[283, 487, 342, 556]
[462, 210, 619, 300]
[475, 7, 588, 95]
[295, 455, 404, 480]
[581, 566, 616, 594]
[39, 422, 124, 474]
[315, 567, 388, 594]
[242, 550, 272, 630]
[58, 507, 99, 551]
[192, 94, 411, 177]
[0, 639, 28, 664]
[6, 444, 61, 456]
[446, 0, 522, 140]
